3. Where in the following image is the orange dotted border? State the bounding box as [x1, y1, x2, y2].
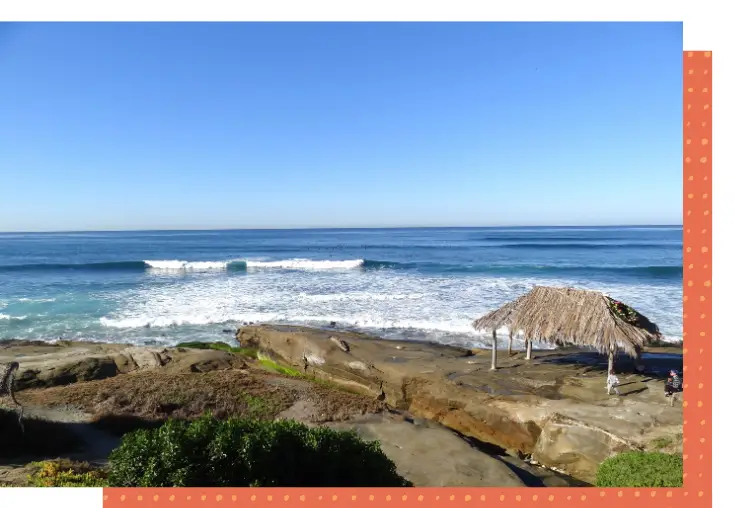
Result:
[102, 50, 712, 508]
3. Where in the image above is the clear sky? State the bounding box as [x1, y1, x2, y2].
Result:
[0, 22, 682, 232]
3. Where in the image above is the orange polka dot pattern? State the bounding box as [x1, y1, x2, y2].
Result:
[102, 51, 712, 508]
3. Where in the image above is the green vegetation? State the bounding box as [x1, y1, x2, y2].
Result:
[108, 414, 410, 487]
[27, 460, 108, 487]
[649, 436, 674, 450]
[239, 394, 273, 420]
[255, 353, 360, 395]
[257, 354, 302, 376]
[176, 341, 258, 359]
[596, 451, 683, 487]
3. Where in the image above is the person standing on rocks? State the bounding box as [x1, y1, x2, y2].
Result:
[664, 370, 682, 401]
[606, 369, 621, 396]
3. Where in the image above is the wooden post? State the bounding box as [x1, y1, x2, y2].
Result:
[508, 331, 513, 355]
[608, 351, 614, 374]
[525, 339, 533, 360]
[490, 330, 498, 370]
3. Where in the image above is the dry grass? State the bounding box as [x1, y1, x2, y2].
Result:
[473, 286, 661, 357]
[18, 368, 385, 432]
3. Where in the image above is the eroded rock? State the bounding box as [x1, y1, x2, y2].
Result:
[325, 412, 525, 487]
[2, 341, 248, 390]
[237, 324, 683, 483]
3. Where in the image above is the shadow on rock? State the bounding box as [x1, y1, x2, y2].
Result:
[1, 408, 83, 463]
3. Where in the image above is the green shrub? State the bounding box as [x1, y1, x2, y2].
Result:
[596, 451, 683, 487]
[108, 414, 410, 487]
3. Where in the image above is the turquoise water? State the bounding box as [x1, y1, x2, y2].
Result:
[0, 226, 682, 348]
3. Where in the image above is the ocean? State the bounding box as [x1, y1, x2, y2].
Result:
[0, 226, 683, 349]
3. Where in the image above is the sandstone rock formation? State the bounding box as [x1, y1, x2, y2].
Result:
[237, 325, 683, 483]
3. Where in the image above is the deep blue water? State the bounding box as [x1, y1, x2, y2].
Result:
[0, 226, 683, 348]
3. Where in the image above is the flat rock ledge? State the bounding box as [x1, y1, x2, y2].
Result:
[2, 340, 248, 391]
[237, 325, 683, 483]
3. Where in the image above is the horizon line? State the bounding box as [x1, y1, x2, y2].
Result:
[0, 224, 684, 235]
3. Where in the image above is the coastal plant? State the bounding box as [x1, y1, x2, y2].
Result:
[176, 341, 258, 359]
[27, 460, 108, 487]
[257, 353, 303, 377]
[239, 394, 272, 419]
[595, 451, 682, 487]
[649, 436, 674, 450]
[605, 297, 642, 325]
[107, 413, 410, 487]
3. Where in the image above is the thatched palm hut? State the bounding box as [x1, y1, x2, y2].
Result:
[473, 286, 661, 372]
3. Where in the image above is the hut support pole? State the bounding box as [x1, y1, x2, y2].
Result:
[508, 331, 513, 355]
[491, 330, 498, 370]
[608, 344, 619, 374]
[525, 339, 533, 361]
[608, 351, 614, 374]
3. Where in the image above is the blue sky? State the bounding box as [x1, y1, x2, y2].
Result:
[0, 22, 682, 231]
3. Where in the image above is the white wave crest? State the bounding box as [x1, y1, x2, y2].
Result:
[0, 313, 28, 321]
[142, 258, 364, 272]
[144, 260, 230, 271]
[246, 259, 364, 270]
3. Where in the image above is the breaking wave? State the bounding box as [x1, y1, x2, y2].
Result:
[0, 258, 682, 279]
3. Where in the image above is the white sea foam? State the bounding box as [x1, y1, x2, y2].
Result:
[17, 297, 56, 303]
[299, 292, 425, 302]
[245, 259, 365, 270]
[100, 311, 280, 329]
[93, 264, 682, 349]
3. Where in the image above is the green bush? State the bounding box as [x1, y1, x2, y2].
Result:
[596, 451, 683, 487]
[108, 414, 410, 487]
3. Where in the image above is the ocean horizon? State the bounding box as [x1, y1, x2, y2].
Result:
[0, 225, 683, 349]
[0, 224, 683, 235]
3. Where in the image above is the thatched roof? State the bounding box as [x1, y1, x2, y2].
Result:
[473, 286, 661, 357]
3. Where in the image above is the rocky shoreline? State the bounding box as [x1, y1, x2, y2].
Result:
[0, 327, 682, 487]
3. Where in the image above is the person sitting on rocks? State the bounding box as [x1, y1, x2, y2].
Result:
[606, 369, 621, 396]
[664, 370, 682, 400]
